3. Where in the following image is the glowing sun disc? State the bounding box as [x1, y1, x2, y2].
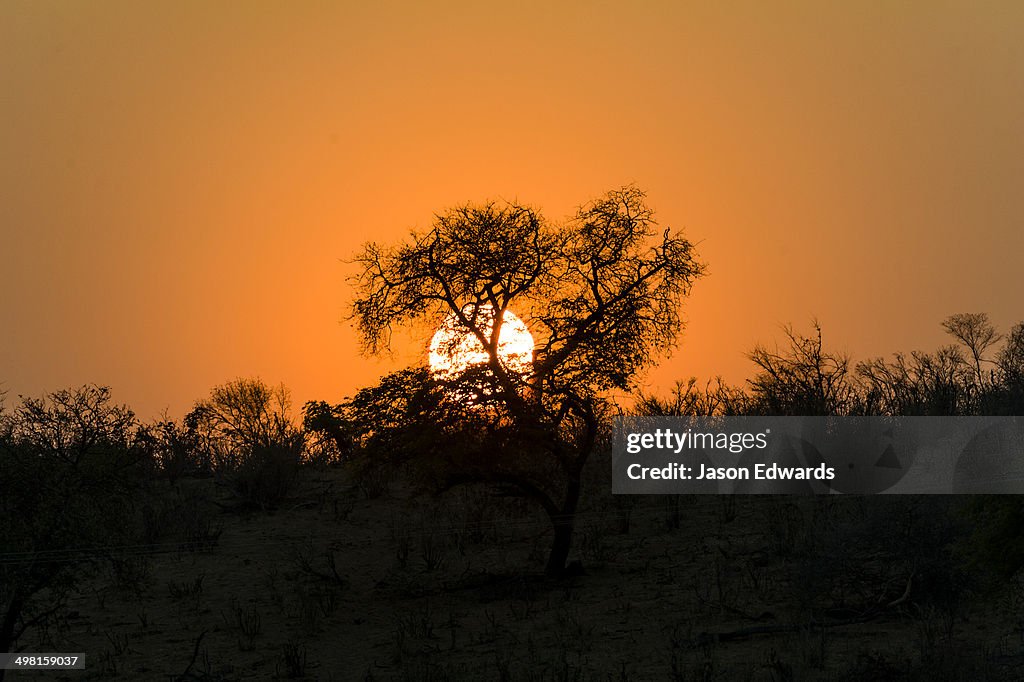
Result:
[428, 304, 534, 381]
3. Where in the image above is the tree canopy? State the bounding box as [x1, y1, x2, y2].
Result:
[352, 185, 705, 407]
[348, 186, 705, 575]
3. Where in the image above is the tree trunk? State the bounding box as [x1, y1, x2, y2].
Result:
[545, 516, 575, 577]
[544, 475, 582, 577]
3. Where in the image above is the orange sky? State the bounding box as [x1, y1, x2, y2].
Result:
[3, 1, 1022, 420]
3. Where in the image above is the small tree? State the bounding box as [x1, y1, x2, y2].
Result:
[187, 378, 304, 510]
[746, 321, 855, 416]
[980, 321, 1024, 415]
[350, 186, 705, 576]
[302, 400, 356, 465]
[148, 415, 205, 483]
[996, 322, 1024, 386]
[942, 313, 1001, 388]
[0, 386, 150, 667]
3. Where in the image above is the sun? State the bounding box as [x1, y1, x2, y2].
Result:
[428, 304, 534, 381]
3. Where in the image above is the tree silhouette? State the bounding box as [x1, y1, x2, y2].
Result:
[746, 321, 855, 416]
[302, 399, 356, 464]
[0, 386, 150, 668]
[942, 313, 1001, 389]
[186, 378, 304, 509]
[350, 186, 705, 575]
[998, 323, 1024, 383]
[855, 345, 970, 416]
[997, 323, 1024, 384]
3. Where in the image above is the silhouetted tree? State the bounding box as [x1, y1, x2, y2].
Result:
[148, 415, 205, 483]
[187, 378, 297, 468]
[302, 369, 459, 483]
[187, 378, 304, 510]
[979, 321, 1024, 415]
[0, 386, 150, 669]
[942, 313, 1001, 389]
[854, 316, 1022, 416]
[350, 186, 705, 576]
[856, 346, 970, 416]
[302, 400, 356, 464]
[746, 321, 855, 415]
[653, 315, 1022, 419]
[963, 320, 1024, 570]
[997, 323, 1024, 386]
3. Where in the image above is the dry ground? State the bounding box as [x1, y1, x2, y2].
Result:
[12, 463, 1024, 681]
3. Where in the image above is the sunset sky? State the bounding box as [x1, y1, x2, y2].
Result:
[3, 1, 1022, 420]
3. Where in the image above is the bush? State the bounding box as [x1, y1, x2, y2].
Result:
[186, 378, 306, 510]
[225, 441, 303, 510]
